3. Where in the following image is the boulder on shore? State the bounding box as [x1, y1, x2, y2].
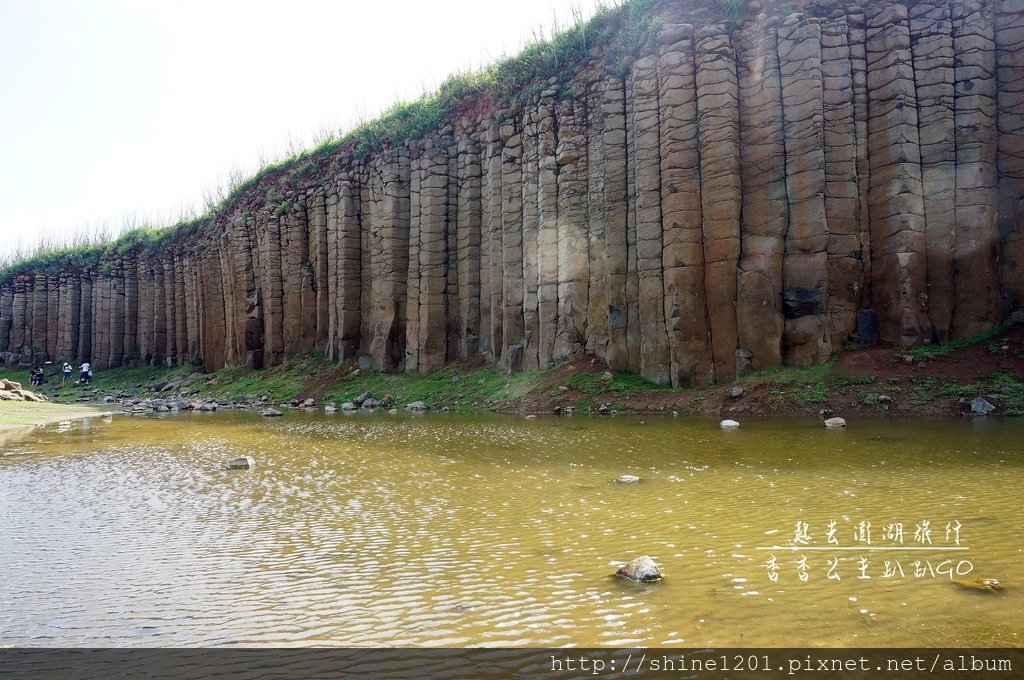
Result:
[405, 400, 427, 411]
[615, 555, 662, 583]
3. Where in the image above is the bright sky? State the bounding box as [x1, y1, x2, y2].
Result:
[0, 0, 605, 261]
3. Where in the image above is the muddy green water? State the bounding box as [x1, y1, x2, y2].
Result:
[0, 411, 1021, 647]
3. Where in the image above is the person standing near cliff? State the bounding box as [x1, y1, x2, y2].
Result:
[62, 362, 72, 386]
[79, 361, 91, 386]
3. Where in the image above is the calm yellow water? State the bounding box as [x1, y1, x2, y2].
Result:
[1, 411, 1021, 647]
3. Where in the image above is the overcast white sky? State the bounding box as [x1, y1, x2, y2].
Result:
[0, 0, 605, 260]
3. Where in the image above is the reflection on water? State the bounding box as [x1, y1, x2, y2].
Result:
[1, 412, 1021, 646]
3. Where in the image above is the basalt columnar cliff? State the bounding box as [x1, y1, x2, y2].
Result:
[1, 0, 1023, 385]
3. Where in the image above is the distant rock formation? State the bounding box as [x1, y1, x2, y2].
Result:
[1, 0, 1022, 385]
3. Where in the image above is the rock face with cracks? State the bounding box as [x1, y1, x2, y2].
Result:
[2, 0, 1023, 386]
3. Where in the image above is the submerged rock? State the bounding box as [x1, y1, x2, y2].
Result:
[615, 555, 662, 583]
[953, 577, 1003, 592]
[824, 417, 847, 428]
[615, 475, 641, 484]
[227, 456, 254, 470]
[260, 407, 283, 417]
[720, 419, 740, 430]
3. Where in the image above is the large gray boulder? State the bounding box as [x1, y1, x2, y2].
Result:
[971, 397, 995, 415]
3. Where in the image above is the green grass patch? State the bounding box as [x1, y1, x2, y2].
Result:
[560, 370, 673, 394]
[909, 327, 1005, 360]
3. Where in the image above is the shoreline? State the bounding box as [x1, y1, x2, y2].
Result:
[16, 324, 1023, 422]
[0, 401, 110, 446]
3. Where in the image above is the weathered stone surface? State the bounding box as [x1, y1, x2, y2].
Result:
[0, 2, 1017, 385]
[824, 417, 847, 428]
[227, 456, 254, 469]
[615, 555, 662, 582]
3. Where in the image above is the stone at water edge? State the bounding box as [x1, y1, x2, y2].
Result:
[971, 397, 995, 415]
[353, 391, 373, 407]
[340, 402, 357, 411]
[405, 400, 427, 411]
[615, 556, 662, 583]
[720, 419, 740, 430]
[324, 404, 337, 413]
[824, 417, 847, 428]
[260, 407, 283, 417]
[615, 475, 641, 484]
[302, 398, 315, 408]
[361, 397, 380, 410]
[227, 456, 254, 470]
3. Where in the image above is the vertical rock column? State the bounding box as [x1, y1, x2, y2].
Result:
[602, 76, 630, 372]
[554, 94, 591, 365]
[735, 16, 787, 373]
[779, 14, 831, 365]
[257, 215, 284, 365]
[122, 256, 138, 365]
[337, 176, 362, 360]
[368, 150, 411, 370]
[417, 146, 451, 374]
[31, 275, 48, 365]
[951, 0, 1001, 336]
[281, 200, 307, 358]
[405, 145, 424, 373]
[537, 96, 559, 367]
[520, 107, 541, 369]
[695, 24, 741, 381]
[629, 56, 670, 383]
[501, 116, 525, 371]
[865, 3, 931, 347]
[173, 250, 188, 366]
[848, 8, 873, 301]
[456, 134, 482, 358]
[996, 0, 1024, 310]
[822, 13, 864, 347]
[76, 274, 92, 362]
[0, 284, 12, 358]
[45, 274, 58, 362]
[309, 191, 330, 353]
[585, 75, 609, 361]
[910, 1, 956, 343]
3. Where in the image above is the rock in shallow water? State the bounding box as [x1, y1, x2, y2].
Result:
[615, 555, 662, 582]
[720, 419, 740, 430]
[824, 417, 846, 428]
[616, 475, 641, 484]
[227, 456, 254, 469]
[260, 407, 283, 417]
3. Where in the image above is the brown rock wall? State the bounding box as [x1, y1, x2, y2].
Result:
[2, 0, 1020, 378]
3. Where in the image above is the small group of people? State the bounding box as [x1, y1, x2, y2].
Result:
[28, 361, 93, 387]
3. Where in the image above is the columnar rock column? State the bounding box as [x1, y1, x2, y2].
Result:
[629, 55, 670, 383]
[865, 2, 931, 347]
[910, 1, 956, 343]
[696, 24, 741, 381]
[537, 95, 559, 367]
[779, 14, 831, 366]
[736, 16, 786, 373]
[997, 0, 1024, 310]
[554, 94, 590, 365]
[602, 76, 630, 372]
[951, 0, 1000, 336]
[501, 115, 525, 371]
[456, 133, 482, 359]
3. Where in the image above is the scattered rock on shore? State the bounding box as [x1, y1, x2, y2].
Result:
[971, 397, 995, 415]
[405, 400, 427, 411]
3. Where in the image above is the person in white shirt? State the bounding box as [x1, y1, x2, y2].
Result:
[79, 362, 92, 385]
